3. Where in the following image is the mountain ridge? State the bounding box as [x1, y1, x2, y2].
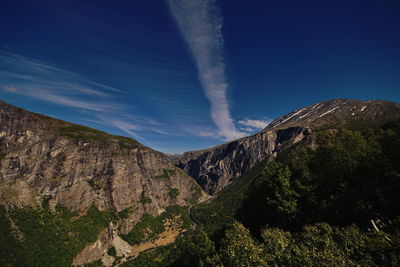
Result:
[264, 98, 400, 131]
[178, 98, 400, 194]
[0, 100, 207, 265]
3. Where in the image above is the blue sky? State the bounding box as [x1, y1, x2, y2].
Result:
[0, 0, 399, 153]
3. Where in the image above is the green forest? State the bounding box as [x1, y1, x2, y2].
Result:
[125, 122, 400, 266]
[0, 204, 116, 266]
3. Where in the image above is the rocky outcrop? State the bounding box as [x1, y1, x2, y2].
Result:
[0, 102, 206, 212]
[0, 101, 207, 264]
[178, 127, 310, 194]
[179, 99, 400, 194]
[73, 220, 132, 266]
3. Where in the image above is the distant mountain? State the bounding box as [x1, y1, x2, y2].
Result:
[178, 99, 400, 194]
[0, 101, 206, 266]
[264, 98, 400, 131]
[166, 153, 183, 162]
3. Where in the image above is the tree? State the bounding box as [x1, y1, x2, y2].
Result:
[261, 227, 292, 266]
[219, 222, 265, 267]
[178, 228, 215, 266]
[264, 162, 299, 226]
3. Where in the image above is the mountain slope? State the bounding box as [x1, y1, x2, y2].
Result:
[178, 127, 310, 194]
[264, 98, 400, 131]
[178, 99, 400, 194]
[0, 101, 206, 266]
[124, 106, 400, 267]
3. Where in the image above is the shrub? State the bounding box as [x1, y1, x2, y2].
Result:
[151, 169, 177, 179]
[168, 188, 179, 199]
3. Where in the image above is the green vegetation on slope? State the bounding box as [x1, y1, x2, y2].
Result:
[0, 204, 116, 266]
[130, 121, 400, 266]
[58, 124, 140, 150]
[0, 204, 196, 266]
[190, 159, 268, 239]
[151, 168, 177, 179]
[140, 191, 152, 204]
[2, 102, 400, 266]
[240, 126, 400, 232]
[121, 228, 215, 267]
[191, 123, 400, 237]
[168, 188, 180, 199]
[118, 207, 134, 219]
[0, 206, 27, 266]
[121, 214, 165, 245]
[210, 221, 400, 266]
[122, 220, 399, 267]
[121, 205, 192, 246]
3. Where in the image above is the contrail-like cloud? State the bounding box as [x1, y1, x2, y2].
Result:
[167, 0, 245, 140]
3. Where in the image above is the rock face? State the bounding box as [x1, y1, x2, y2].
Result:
[0, 101, 205, 212]
[178, 127, 310, 194]
[178, 99, 400, 194]
[0, 101, 206, 264]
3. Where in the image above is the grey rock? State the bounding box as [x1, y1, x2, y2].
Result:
[178, 127, 310, 194]
[0, 101, 207, 264]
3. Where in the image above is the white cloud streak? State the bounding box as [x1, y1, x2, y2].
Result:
[238, 118, 272, 131]
[90, 113, 186, 142]
[103, 119, 142, 139]
[0, 50, 193, 144]
[167, 0, 245, 141]
[0, 50, 124, 112]
[3, 86, 18, 92]
[0, 49, 256, 153]
[83, 118, 142, 139]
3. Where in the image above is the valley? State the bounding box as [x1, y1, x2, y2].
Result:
[1, 99, 400, 266]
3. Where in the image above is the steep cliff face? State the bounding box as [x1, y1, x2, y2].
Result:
[0, 101, 206, 265]
[179, 99, 400, 194]
[178, 127, 310, 194]
[0, 101, 205, 212]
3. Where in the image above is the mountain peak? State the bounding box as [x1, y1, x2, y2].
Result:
[264, 99, 400, 131]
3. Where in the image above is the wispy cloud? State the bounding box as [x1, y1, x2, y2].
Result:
[89, 113, 186, 142]
[2, 86, 18, 92]
[100, 118, 142, 139]
[179, 124, 219, 138]
[0, 50, 123, 111]
[238, 118, 272, 132]
[167, 0, 245, 141]
[0, 50, 211, 146]
[26, 88, 122, 112]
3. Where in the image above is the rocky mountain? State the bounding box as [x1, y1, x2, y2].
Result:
[1, 98, 399, 266]
[178, 99, 400, 194]
[178, 127, 310, 194]
[264, 98, 400, 131]
[0, 101, 207, 266]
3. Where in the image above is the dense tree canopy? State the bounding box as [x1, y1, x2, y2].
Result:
[241, 125, 400, 233]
